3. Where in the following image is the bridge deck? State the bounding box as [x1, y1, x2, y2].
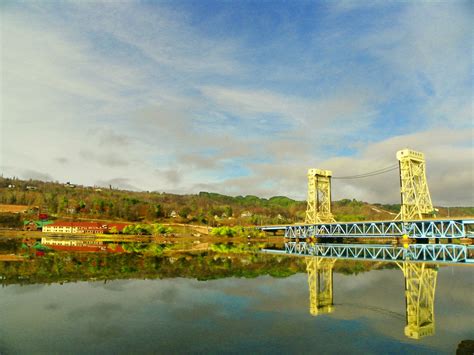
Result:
[259, 218, 474, 239]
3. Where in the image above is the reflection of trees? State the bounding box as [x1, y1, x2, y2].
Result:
[1, 241, 392, 287]
[0, 251, 308, 285]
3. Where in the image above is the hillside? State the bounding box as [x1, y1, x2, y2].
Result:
[0, 176, 472, 227]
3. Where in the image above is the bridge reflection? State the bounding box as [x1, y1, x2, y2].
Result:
[305, 257, 438, 339]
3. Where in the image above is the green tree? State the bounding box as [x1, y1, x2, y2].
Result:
[97, 199, 106, 213]
[123, 225, 136, 235]
[154, 204, 164, 218]
[179, 207, 191, 218]
[59, 197, 69, 213]
[152, 224, 172, 235]
[134, 224, 152, 235]
[211, 226, 240, 237]
[224, 206, 233, 217]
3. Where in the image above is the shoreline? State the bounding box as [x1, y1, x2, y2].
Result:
[0, 228, 282, 245]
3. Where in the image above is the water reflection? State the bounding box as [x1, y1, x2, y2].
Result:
[400, 262, 437, 339]
[305, 257, 439, 340]
[0, 236, 472, 353]
[0, 238, 300, 285]
[306, 257, 336, 315]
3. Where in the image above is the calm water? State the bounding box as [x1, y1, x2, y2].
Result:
[0, 241, 473, 354]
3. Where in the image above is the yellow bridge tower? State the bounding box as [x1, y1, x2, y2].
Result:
[306, 257, 337, 316]
[398, 262, 438, 339]
[396, 149, 435, 220]
[305, 169, 335, 224]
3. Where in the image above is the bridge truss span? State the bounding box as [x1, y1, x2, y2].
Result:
[261, 219, 474, 240]
[275, 242, 473, 264]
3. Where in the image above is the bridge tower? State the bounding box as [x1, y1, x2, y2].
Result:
[305, 169, 335, 224]
[306, 257, 337, 316]
[396, 149, 434, 220]
[399, 262, 438, 339]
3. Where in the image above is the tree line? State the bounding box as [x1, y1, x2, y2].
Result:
[0, 177, 305, 225]
[1, 177, 471, 226]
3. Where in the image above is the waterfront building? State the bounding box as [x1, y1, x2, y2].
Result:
[42, 221, 129, 234]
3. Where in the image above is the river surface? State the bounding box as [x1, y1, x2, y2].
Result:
[0, 240, 473, 354]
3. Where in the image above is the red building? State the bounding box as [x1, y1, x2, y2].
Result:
[43, 221, 129, 234]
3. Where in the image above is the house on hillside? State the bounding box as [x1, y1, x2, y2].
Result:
[170, 211, 177, 218]
[240, 211, 252, 218]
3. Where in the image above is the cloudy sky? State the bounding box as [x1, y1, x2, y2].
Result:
[1, 1, 472, 205]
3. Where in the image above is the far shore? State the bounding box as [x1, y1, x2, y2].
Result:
[0, 228, 283, 245]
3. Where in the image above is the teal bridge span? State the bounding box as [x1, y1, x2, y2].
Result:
[259, 218, 474, 264]
[259, 219, 474, 240]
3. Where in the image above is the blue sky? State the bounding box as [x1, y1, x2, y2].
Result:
[1, 0, 472, 205]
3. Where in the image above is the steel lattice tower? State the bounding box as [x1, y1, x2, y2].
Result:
[396, 149, 434, 220]
[306, 257, 337, 316]
[398, 262, 438, 339]
[305, 169, 335, 224]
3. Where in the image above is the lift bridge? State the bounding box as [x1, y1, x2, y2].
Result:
[259, 148, 472, 340]
[259, 148, 474, 264]
[261, 221, 474, 263]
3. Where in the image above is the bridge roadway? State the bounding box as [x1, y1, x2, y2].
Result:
[262, 243, 474, 264]
[259, 218, 474, 240]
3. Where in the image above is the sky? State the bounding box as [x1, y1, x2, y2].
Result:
[1, 0, 473, 206]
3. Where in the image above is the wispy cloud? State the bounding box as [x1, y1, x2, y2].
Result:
[1, 1, 472, 205]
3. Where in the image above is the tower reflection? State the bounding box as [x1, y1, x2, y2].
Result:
[306, 257, 336, 315]
[305, 257, 438, 339]
[398, 262, 438, 339]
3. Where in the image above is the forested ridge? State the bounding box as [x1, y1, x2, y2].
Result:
[1, 176, 472, 226]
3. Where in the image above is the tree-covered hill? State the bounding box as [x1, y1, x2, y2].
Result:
[0, 176, 472, 227]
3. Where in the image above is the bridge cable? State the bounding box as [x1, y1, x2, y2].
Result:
[332, 164, 399, 180]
